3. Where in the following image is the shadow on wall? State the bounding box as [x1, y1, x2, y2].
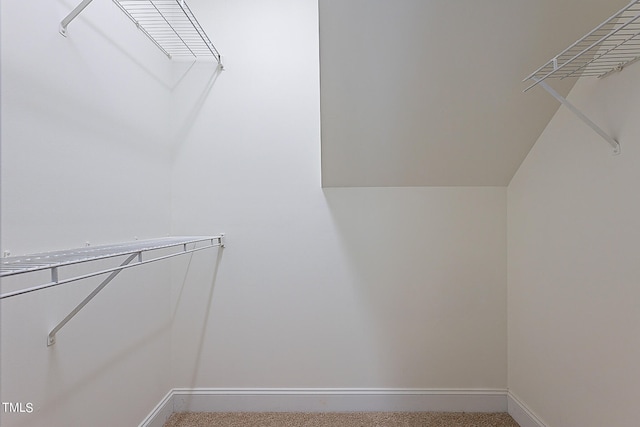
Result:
[56, 0, 172, 89]
[322, 187, 506, 388]
[0, 261, 173, 427]
[0, 321, 170, 427]
[36, 323, 171, 427]
[53, 0, 221, 155]
[172, 247, 225, 399]
[170, 64, 224, 154]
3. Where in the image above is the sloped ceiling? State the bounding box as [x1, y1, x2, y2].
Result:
[319, 0, 629, 187]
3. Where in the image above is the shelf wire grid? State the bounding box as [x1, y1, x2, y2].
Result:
[113, 0, 221, 61]
[0, 237, 217, 277]
[525, 0, 640, 90]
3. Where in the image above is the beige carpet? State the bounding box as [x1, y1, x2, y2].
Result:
[163, 412, 520, 426]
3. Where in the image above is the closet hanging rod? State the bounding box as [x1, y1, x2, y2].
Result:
[0, 235, 225, 299]
[60, 0, 222, 65]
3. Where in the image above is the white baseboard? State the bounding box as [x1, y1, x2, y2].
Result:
[140, 388, 555, 427]
[139, 388, 507, 426]
[507, 392, 548, 427]
[172, 388, 508, 413]
[138, 391, 175, 427]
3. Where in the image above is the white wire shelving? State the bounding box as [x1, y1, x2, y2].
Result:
[0, 235, 225, 346]
[60, 0, 222, 64]
[524, 0, 640, 154]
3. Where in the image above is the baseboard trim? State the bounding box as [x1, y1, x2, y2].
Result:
[140, 388, 509, 426]
[138, 390, 175, 427]
[141, 388, 556, 427]
[507, 392, 548, 427]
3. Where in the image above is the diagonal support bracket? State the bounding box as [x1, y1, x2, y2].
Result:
[534, 78, 620, 155]
[47, 253, 137, 346]
[59, 0, 95, 36]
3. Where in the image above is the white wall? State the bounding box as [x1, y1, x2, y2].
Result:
[508, 64, 640, 426]
[1, 0, 175, 425]
[2, 1, 510, 424]
[170, 0, 507, 392]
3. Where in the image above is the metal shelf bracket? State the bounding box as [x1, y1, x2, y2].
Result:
[47, 253, 137, 346]
[59, 0, 94, 36]
[534, 78, 620, 155]
[0, 236, 225, 346]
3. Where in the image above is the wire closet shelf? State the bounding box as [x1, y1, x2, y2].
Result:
[525, 0, 640, 91]
[523, 0, 640, 154]
[114, 0, 221, 61]
[1, 236, 225, 346]
[0, 236, 224, 299]
[60, 0, 221, 63]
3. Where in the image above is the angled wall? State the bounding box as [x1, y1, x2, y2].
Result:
[508, 65, 640, 426]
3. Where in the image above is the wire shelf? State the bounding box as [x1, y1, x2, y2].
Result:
[1, 236, 216, 277]
[525, 0, 640, 91]
[113, 0, 221, 61]
[0, 236, 225, 345]
[60, 0, 221, 62]
[0, 236, 225, 300]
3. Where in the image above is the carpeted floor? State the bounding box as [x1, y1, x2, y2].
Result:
[163, 412, 521, 426]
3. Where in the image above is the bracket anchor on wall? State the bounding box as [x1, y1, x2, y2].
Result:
[532, 78, 620, 155]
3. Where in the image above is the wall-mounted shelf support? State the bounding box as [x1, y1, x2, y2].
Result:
[60, 0, 222, 64]
[47, 253, 138, 346]
[59, 0, 94, 36]
[534, 78, 620, 155]
[524, 0, 640, 155]
[0, 236, 225, 346]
